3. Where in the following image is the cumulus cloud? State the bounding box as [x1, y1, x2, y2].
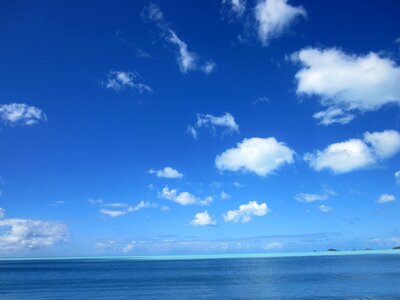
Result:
[103, 71, 152, 93]
[376, 194, 396, 204]
[142, 4, 215, 74]
[305, 130, 400, 174]
[188, 112, 239, 138]
[0, 209, 67, 252]
[159, 187, 213, 206]
[364, 130, 400, 159]
[149, 167, 183, 179]
[292, 48, 400, 124]
[215, 137, 295, 176]
[0, 103, 46, 126]
[224, 201, 270, 223]
[190, 211, 217, 226]
[318, 204, 332, 213]
[255, 0, 306, 45]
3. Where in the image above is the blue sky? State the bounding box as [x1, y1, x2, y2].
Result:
[1, 0, 400, 257]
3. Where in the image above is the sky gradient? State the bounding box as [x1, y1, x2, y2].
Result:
[0, 0, 400, 257]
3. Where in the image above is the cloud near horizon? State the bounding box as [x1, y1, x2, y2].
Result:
[0, 208, 68, 252]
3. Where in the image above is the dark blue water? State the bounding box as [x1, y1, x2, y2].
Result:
[1, 254, 400, 299]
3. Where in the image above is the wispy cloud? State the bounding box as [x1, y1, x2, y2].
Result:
[102, 71, 152, 93]
[89, 198, 160, 218]
[187, 112, 239, 139]
[222, 0, 306, 45]
[295, 187, 335, 203]
[318, 204, 332, 213]
[142, 4, 215, 74]
[376, 194, 396, 204]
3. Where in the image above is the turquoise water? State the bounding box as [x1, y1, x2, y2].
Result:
[1, 251, 400, 299]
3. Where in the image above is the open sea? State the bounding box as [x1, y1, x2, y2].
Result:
[1, 251, 400, 299]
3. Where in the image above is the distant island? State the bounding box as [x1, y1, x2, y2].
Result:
[393, 246, 400, 250]
[327, 249, 338, 252]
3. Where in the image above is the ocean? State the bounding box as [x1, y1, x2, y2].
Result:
[1, 251, 400, 299]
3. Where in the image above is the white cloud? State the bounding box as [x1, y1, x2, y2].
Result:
[122, 241, 136, 253]
[142, 3, 164, 23]
[292, 48, 400, 124]
[295, 187, 335, 203]
[0, 103, 46, 126]
[295, 192, 329, 203]
[190, 211, 217, 226]
[318, 204, 332, 213]
[149, 167, 183, 179]
[188, 112, 239, 138]
[88, 198, 104, 205]
[99, 209, 127, 218]
[0, 208, 4, 219]
[103, 71, 152, 93]
[223, 0, 246, 17]
[0, 210, 67, 252]
[143, 4, 214, 74]
[305, 130, 400, 174]
[364, 130, 400, 159]
[253, 96, 270, 105]
[220, 191, 231, 200]
[376, 194, 396, 204]
[233, 181, 244, 188]
[159, 187, 212, 206]
[224, 201, 270, 223]
[255, 0, 306, 46]
[201, 61, 216, 74]
[371, 236, 400, 246]
[215, 137, 294, 176]
[395, 171, 400, 185]
[168, 30, 198, 73]
[187, 126, 198, 139]
[313, 107, 355, 126]
[263, 241, 283, 250]
[128, 201, 158, 212]
[94, 198, 158, 218]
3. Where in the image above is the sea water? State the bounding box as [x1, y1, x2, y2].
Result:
[1, 251, 400, 299]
